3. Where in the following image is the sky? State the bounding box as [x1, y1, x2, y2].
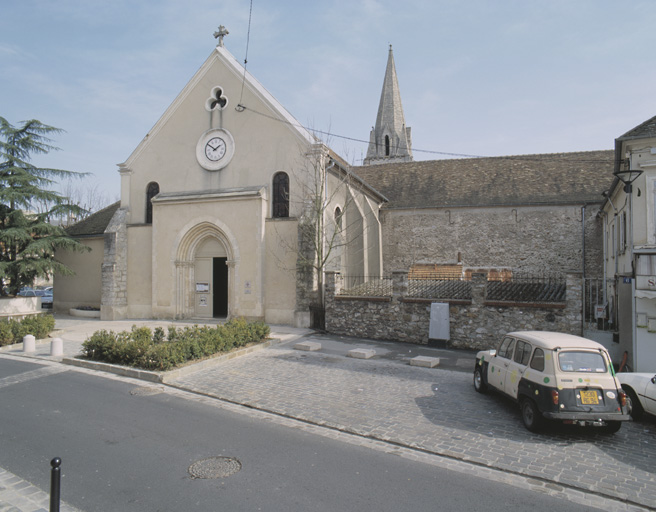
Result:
[2, 0, 656, 206]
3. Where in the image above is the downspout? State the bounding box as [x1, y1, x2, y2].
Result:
[581, 204, 586, 336]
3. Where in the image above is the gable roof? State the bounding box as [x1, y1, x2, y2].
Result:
[617, 114, 656, 141]
[353, 150, 614, 209]
[66, 201, 120, 237]
[120, 45, 317, 170]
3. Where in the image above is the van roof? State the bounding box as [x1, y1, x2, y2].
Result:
[508, 331, 606, 351]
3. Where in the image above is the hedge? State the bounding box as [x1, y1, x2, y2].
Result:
[0, 314, 56, 347]
[81, 318, 270, 371]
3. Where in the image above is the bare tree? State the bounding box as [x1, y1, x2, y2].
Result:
[274, 142, 383, 321]
[55, 178, 115, 226]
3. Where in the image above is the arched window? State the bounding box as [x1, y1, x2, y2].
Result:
[272, 172, 289, 218]
[385, 135, 390, 156]
[146, 182, 159, 224]
[334, 207, 342, 229]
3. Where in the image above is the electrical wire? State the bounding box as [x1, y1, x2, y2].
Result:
[235, 103, 615, 164]
[236, 0, 253, 111]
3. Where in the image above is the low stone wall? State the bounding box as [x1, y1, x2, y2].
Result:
[325, 271, 582, 351]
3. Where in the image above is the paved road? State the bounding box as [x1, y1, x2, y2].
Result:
[0, 357, 608, 512]
[1, 317, 655, 511]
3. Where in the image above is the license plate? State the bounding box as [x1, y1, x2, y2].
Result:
[580, 390, 599, 405]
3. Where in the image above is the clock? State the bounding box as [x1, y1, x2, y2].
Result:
[196, 128, 235, 171]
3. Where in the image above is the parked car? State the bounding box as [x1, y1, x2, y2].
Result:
[617, 373, 656, 420]
[17, 288, 52, 308]
[474, 331, 630, 433]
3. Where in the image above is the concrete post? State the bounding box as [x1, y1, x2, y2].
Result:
[23, 334, 36, 352]
[50, 338, 64, 357]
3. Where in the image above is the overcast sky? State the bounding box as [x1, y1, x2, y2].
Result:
[2, 0, 656, 205]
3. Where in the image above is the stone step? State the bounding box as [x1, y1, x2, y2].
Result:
[294, 341, 322, 351]
[410, 356, 440, 368]
[348, 348, 376, 359]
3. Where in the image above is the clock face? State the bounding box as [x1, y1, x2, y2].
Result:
[205, 137, 226, 161]
[196, 129, 235, 171]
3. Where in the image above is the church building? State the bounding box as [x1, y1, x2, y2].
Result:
[55, 30, 385, 327]
[56, 31, 614, 339]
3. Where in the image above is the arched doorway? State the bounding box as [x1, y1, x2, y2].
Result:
[193, 237, 229, 318]
[174, 222, 237, 320]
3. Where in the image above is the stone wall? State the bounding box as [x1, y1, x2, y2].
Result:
[325, 271, 582, 351]
[380, 204, 603, 278]
[101, 208, 128, 321]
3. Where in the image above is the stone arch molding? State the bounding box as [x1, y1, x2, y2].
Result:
[173, 219, 240, 318]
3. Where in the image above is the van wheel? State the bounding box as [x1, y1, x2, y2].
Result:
[474, 367, 487, 393]
[601, 421, 622, 434]
[520, 399, 543, 432]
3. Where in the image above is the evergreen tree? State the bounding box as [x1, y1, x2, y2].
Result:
[0, 117, 88, 296]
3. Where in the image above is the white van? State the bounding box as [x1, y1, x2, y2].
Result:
[474, 331, 630, 433]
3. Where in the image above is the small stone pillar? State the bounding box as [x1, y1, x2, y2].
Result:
[565, 270, 583, 335]
[23, 334, 36, 353]
[392, 271, 407, 302]
[325, 271, 339, 299]
[50, 338, 64, 357]
[470, 271, 487, 306]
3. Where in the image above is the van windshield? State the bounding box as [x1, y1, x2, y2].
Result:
[557, 351, 607, 373]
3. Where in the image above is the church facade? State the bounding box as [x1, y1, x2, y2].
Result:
[55, 39, 385, 327]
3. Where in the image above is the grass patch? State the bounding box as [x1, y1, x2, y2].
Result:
[80, 318, 270, 371]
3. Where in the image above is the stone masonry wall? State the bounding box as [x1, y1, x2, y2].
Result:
[101, 208, 128, 321]
[325, 271, 582, 351]
[381, 205, 603, 278]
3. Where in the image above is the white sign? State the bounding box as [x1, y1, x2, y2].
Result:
[637, 276, 656, 291]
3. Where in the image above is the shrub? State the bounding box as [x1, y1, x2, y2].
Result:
[0, 314, 56, 347]
[80, 318, 270, 370]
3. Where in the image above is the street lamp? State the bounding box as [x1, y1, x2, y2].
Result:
[614, 165, 643, 193]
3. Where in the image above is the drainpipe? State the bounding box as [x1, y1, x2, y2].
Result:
[581, 204, 586, 335]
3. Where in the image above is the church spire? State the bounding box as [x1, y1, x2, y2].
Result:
[364, 45, 413, 165]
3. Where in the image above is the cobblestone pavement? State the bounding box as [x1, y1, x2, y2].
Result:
[167, 333, 656, 511]
[0, 465, 80, 512]
[2, 319, 655, 511]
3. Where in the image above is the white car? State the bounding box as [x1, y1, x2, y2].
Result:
[617, 373, 656, 420]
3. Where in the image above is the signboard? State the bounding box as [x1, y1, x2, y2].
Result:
[196, 282, 210, 293]
[595, 305, 606, 319]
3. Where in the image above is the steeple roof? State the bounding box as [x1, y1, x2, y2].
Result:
[364, 46, 412, 165]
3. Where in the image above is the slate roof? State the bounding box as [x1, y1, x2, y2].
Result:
[353, 150, 614, 209]
[617, 114, 656, 141]
[66, 201, 120, 237]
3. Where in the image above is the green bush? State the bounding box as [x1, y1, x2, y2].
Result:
[0, 314, 56, 347]
[81, 318, 270, 370]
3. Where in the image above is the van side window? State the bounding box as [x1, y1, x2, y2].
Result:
[514, 341, 532, 366]
[498, 338, 515, 359]
[530, 348, 545, 371]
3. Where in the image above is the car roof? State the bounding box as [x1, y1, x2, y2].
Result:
[507, 331, 606, 351]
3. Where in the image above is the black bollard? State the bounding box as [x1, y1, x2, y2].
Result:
[50, 457, 61, 512]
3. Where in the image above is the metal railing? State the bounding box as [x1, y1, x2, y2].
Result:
[407, 277, 472, 300]
[486, 274, 566, 303]
[336, 276, 392, 297]
[583, 277, 614, 331]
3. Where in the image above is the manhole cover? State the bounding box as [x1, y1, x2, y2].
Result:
[130, 386, 162, 396]
[188, 457, 242, 479]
